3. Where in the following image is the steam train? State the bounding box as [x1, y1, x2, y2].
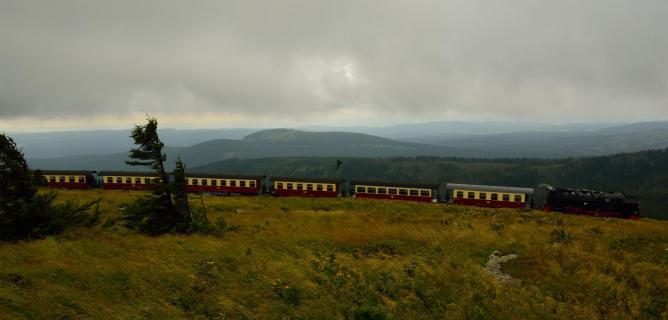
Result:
[40, 170, 641, 219]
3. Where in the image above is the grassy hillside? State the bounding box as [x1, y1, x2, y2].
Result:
[1, 189, 667, 319]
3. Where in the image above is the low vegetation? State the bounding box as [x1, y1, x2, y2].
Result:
[1, 189, 667, 319]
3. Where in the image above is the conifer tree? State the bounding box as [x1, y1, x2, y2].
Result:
[123, 116, 183, 234]
[1, 133, 98, 241]
[172, 156, 191, 226]
[0, 133, 36, 202]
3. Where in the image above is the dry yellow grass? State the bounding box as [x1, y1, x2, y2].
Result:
[1, 189, 667, 319]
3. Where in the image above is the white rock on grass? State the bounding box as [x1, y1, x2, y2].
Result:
[484, 250, 521, 286]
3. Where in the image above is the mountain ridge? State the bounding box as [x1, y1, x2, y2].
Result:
[27, 130, 482, 171]
[23, 121, 668, 170]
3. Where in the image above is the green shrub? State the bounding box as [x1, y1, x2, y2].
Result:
[0, 192, 100, 241]
[403, 261, 419, 278]
[351, 305, 388, 320]
[271, 278, 300, 305]
[1, 273, 32, 291]
[490, 222, 505, 233]
[550, 228, 573, 244]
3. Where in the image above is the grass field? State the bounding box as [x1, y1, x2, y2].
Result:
[1, 189, 667, 319]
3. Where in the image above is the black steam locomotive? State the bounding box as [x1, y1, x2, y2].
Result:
[534, 185, 640, 219]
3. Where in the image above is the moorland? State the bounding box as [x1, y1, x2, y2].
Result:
[1, 189, 667, 319]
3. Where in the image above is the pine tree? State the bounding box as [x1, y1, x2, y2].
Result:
[1, 133, 98, 241]
[172, 156, 191, 227]
[123, 116, 183, 234]
[0, 133, 36, 202]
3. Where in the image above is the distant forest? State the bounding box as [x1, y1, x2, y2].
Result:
[193, 148, 668, 220]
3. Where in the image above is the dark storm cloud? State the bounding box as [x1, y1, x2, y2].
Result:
[1, 0, 667, 125]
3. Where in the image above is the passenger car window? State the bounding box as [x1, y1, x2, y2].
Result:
[467, 192, 475, 199]
[135, 177, 141, 184]
[125, 177, 132, 184]
[192, 179, 199, 185]
[326, 185, 334, 192]
[389, 188, 397, 195]
[399, 189, 408, 195]
[356, 186, 365, 193]
[240, 180, 246, 187]
[491, 193, 498, 201]
[368, 187, 376, 193]
[420, 190, 429, 196]
[378, 188, 387, 194]
[410, 190, 419, 196]
[456, 191, 464, 198]
[502, 194, 510, 201]
[514, 195, 522, 202]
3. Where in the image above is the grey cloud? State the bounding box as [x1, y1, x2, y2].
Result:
[1, 0, 667, 124]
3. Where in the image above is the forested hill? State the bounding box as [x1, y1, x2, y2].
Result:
[27, 129, 483, 171]
[192, 148, 668, 219]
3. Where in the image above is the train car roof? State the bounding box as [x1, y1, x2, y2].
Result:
[270, 176, 343, 184]
[98, 171, 161, 177]
[446, 183, 534, 194]
[40, 170, 94, 175]
[350, 180, 440, 189]
[184, 172, 263, 180]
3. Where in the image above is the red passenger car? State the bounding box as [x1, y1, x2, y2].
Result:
[42, 170, 94, 189]
[446, 183, 533, 209]
[185, 174, 262, 195]
[99, 171, 161, 190]
[272, 177, 341, 198]
[352, 180, 437, 202]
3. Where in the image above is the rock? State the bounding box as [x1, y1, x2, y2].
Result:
[484, 250, 521, 286]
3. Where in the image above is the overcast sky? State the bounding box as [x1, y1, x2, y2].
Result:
[1, 0, 667, 131]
